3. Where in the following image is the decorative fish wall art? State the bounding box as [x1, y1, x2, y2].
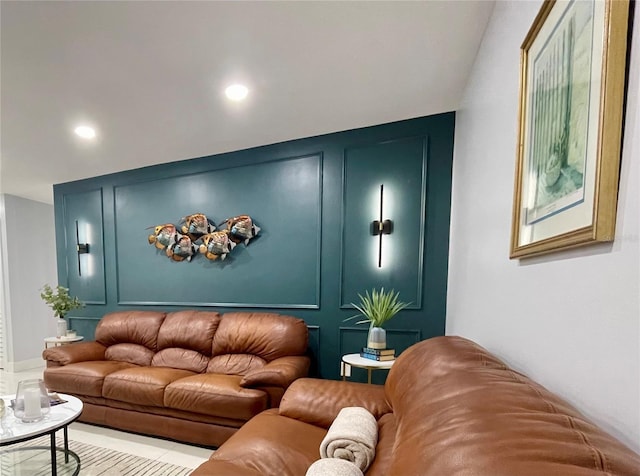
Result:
[147, 214, 260, 263]
[147, 224, 179, 250]
[166, 235, 198, 262]
[199, 230, 236, 261]
[224, 215, 261, 245]
[179, 213, 216, 240]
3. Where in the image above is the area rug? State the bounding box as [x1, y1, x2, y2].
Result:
[0, 434, 193, 476]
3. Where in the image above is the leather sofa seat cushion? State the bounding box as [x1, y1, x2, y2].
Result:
[207, 354, 266, 375]
[96, 311, 166, 350]
[165, 374, 268, 420]
[103, 367, 195, 407]
[212, 313, 308, 361]
[191, 409, 326, 476]
[44, 361, 137, 397]
[105, 343, 155, 366]
[157, 311, 221, 356]
[152, 348, 209, 373]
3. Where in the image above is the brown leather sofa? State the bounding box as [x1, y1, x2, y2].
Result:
[42, 310, 309, 447]
[192, 336, 640, 476]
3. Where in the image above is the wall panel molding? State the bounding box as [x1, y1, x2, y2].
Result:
[113, 154, 322, 308]
[62, 189, 106, 305]
[339, 136, 427, 309]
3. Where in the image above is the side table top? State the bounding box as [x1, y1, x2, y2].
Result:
[44, 336, 83, 344]
[342, 353, 395, 370]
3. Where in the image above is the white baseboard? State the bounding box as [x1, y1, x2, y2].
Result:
[5, 357, 45, 372]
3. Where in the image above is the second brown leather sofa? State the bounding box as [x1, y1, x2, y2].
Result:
[192, 336, 640, 475]
[42, 310, 310, 447]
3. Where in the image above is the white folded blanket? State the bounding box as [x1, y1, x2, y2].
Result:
[319, 406, 378, 472]
[305, 458, 364, 476]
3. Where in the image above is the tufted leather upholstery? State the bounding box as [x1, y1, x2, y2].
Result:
[192, 336, 640, 476]
[43, 310, 310, 447]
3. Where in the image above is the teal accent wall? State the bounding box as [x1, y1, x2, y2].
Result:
[54, 112, 455, 381]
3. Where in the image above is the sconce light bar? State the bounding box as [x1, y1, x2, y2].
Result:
[371, 184, 393, 268]
[75, 220, 89, 276]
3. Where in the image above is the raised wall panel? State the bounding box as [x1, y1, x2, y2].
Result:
[62, 190, 106, 304]
[340, 137, 427, 308]
[114, 155, 322, 308]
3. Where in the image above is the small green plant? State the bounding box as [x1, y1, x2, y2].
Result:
[40, 284, 83, 318]
[345, 288, 410, 328]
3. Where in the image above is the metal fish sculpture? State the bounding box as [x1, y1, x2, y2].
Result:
[223, 215, 261, 245]
[199, 230, 237, 261]
[166, 235, 198, 262]
[179, 213, 216, 240]
[147, 224, 179, 250]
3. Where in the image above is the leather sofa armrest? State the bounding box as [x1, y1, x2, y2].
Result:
[278, 378, 391, 428]
[240, 356, 310, 389]
[42, 341, 107, 366]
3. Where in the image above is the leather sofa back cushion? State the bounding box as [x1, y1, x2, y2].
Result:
[157, 311, 221, 356]
[385, 336, 640, 475]
[96, 311, 166, 350]
[152, 348, 209, 373]
[105, 343, 155, 366]
[212, 313, 308, 361]
[208, 354, 266, 375]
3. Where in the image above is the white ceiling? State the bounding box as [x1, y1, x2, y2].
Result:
[1, 1, 495, 205]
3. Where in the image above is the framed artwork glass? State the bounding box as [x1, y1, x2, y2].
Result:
[510, 0, 630, 258]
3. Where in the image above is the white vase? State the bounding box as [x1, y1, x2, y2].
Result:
[367, 326, 387, 350]
[56, 318, 68, 338]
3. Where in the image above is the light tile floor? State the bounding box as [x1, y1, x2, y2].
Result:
[0, 365, 212, 470]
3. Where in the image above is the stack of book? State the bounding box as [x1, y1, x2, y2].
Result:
[360, 347, 395, 361]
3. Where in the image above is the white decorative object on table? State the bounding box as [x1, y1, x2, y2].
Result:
[56, 318, 68, 339]
[13, 379, 50, 423]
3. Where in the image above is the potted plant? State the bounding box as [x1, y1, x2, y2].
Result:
[40, 284, 83, 338]
[346, 288, 410, 349]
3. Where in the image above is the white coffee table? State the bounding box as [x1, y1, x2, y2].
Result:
[0, 393, 83, 476]
[341, 353, 395, 384]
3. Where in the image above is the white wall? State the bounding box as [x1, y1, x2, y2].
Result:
[0, 194, 57, 370]
[448, 0, 639, 453]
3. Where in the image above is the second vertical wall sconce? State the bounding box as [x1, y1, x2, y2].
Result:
[371, 184, 393, 267]
[75, 220, 90, 276]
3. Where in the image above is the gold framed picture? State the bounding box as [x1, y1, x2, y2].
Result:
[510, 0, 630, 259]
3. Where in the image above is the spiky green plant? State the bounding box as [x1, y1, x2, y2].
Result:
[40, 284, 83, 318]
[345, 288, 410, 328]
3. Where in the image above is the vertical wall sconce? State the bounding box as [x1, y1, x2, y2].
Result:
[75, 220, 90, 276]
[371, 184, 393, 268]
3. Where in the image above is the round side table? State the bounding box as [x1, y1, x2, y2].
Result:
[341, 353, 395, 384]
[44, 336, 84, 350]
[1, 393, 83, 476]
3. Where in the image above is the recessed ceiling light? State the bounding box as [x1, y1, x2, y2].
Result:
[225, 84, 249, 101]
[74, 125, 96, 139]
